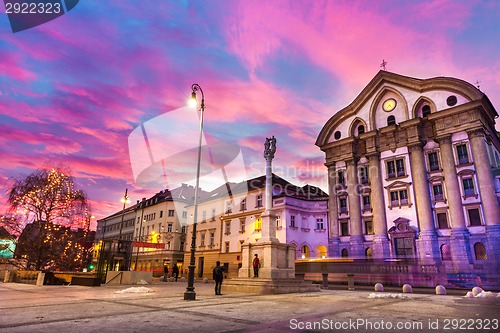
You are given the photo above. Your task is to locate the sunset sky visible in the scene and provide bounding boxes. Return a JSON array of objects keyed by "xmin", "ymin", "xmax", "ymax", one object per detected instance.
[{"xmin": 1, "ymin": 0, "xmax": 499, "ymax": 228}]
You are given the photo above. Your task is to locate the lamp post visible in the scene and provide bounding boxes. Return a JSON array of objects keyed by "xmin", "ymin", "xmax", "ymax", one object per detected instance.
[
  {"xmin": 184, "ymin": 83, "xmax": 205, "ymax": 301},
  {"xmin": 118, "ymin": 188, "xmax": 130, "ymax": 241}
]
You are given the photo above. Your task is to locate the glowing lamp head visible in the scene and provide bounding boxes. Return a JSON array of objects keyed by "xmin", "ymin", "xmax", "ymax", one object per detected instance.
[{"xmin": 189, "ymin": 91, "xmax": 197, "ymax": 108}]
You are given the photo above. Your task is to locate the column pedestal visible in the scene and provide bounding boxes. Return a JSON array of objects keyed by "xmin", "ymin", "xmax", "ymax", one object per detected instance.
[
  {"xmin": 328, "ymin": 237, "xmax": 340, "ymax": 257},
  {"xmin": 349, "ymin": 235, "xmax": 365, "ymax": 258},
  {"xmin": 486, "ymin": 225, "xmax": 500, "ymax": 278},
  {"xmin": 372, "ymin": 235, "xmax": 391, "ymax": 259},
  {"xmin": 416, "ymin": 230, "xmax": 440, "ymax": 264},
  {"xmin": 449, "ymin": 228, "xmax": 473, "ymax": 272}
]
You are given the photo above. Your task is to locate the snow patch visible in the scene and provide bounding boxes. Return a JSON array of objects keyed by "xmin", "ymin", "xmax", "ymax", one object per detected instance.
[
  {"xmin": 136, "ymin": 279, "xmax": 149, "ymax": 285},
  {"xmin": 368, "ymin": 293, "xmax": 409, "ymax": 299},
  {"xmin": 464, "ymin": 289, "xmax": 499, "ymax": 298},
  {"xmin": 114, "ymin": 287, "xmax": 153, "ymax": 294}
]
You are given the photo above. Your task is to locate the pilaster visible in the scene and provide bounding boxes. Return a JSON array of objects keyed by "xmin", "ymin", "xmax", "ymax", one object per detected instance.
[{"xmin": 346, "ymin": 159, "xmax": 364, "ymax": 257}]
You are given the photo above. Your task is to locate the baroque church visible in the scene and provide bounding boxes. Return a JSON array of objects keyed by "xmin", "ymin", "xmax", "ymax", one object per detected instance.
[{"xmin": 316, "ymin": 71, "xmax": 500, "ymax": 286}]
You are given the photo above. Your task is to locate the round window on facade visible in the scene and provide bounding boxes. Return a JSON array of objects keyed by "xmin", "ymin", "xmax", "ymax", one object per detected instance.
[
  {"xmin": 446, "ymin": 95, "xmax": 457, "ymax": 106},
  {"xmin": 334, "ymin": 131, "xmax": 341, "ymax": 140}
]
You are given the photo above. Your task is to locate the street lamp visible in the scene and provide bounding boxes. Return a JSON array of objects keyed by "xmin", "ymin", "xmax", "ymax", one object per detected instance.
[
  {"xmin": 118, "ymin": 188, "xmax": 130, "ymax": 240},
  {"xmin": 184, "ymin": 83, "xmax": 205, "ymax": 301}
]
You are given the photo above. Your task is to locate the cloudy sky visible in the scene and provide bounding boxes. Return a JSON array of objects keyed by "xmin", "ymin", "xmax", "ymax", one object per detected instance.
[{"xmin": 1, "ymin": 0, "xmax": 499, "ymax": 227}]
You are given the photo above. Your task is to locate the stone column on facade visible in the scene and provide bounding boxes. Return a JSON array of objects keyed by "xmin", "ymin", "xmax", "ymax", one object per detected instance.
[
  {"xmin": 468, "ymin": 129, "xmax": 500, "ymax": 269},
  {"xmin": 437, "ymin": 136, "xmax": 472, "ymax": 272},
  {"xmin": 327, "ymin": 164, "xmax": 340, "ymax": 257},
  {"xmin": 346, "ymin": 159, "xmax": 364, "ymax": 257},
  {"xmin": 367, "ymin": 153, "xmax": 390, "ymax": 258},
  {"xmin": 408, "ymin": 143, "xmax": 439, "ymax": 263}
]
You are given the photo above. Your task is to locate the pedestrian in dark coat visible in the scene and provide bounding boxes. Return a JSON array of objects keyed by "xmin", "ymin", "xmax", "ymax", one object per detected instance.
[
  {"xmin": 213, "ymin": 261, "xmax": 224, "ymax": 295},
  {"xmin": 172, "ymin": 264, "xmax": 179, "ymax": 282}
]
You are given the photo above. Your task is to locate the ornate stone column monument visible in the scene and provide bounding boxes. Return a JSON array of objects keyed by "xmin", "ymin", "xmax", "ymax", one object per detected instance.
[{"xmin": 223, "ymin": 137, "xmax": 319, "ymax": 293}]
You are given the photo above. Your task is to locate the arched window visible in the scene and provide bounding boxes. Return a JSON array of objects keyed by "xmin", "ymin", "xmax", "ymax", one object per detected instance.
[
  {"xmin": 358, "ymin": 125, "xmax": 365, "ymax": 134},
  {"xmin": 440, "ymin": 244, "xmax": 451, "ymax": 261},
  {"xmin": 387, "ymin": 115, "xmax": 396, "ymax": 126},
  {"xmin": 474, "ymin": 242, "xmax": 487, "ymax": 260},
  {"xmin": 341, "ymin": 248, "xmax": 349, "ymax": 257},
  {"xmin": 422, "ymin": 105, "xmax": 431, "ymax": 117},
  {"xmin": 301, "ymin": 245, "xmax": 310, "ymax": 258},
  {"xmin": 365, "ymin": 248, "xmax": 373, "ymax": 258}
]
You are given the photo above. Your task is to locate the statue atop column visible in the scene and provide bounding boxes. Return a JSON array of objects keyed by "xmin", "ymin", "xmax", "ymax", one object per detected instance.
[{"xmin": 264, "ymin": 136, "xmax": 276, "ymax": 160}]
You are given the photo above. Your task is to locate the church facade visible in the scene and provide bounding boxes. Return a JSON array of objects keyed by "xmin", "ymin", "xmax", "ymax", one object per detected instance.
[{"xmin": 316, "ymin": 71, "xmax": 500, "ymax": 286}]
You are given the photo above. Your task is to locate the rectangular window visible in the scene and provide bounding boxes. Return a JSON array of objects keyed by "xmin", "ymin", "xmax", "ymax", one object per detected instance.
[
  {"xmin": 468, "ymin": 208, "xmax": 482, "ymax": 226},
  {"xmin": 437, "ymin": 212, "xmax": 448, "ymax": 229},
  {"xmin": 276, "ymin": 215, "xmax": 282, "ymax": 228},
  {"xmin": 463, "ymin": 178, "xmax": 474, "ymax": 196},
  {"xmin": 390, "ymin": 191, "xmax": 399, "ymax": 207},
  {"xmin": 211, "ymin": 208, "xmax": 216, "ymax": 221},
  {"xmin": 364, "ymin": 220, "xmax": 374, "ymax": 235},
  {"xmin": 338, "ymin": 170, "xmax": 345, "ymax": 186},
  {"xmin": 180, "ymin": 241, "xmax": 184, "ymax": 251},
  {"xmin": 340, "ymin": 221, "xmax": 349, "ymax": 236},
  {"xmin": 168, "ymin": 210, "xmax": 175, "ymax": 217},
  {"xmin": 399, "ymin": 190, "xmax": 408, "ymax": 205},
  {"xmin": 210, "ymin": 232, "xmax": 215, "ymax": 246},
  {"xmin": 240, "ymin": 198, "xmax": 247, "ymax": 211},
  {"xmin": 290, "ymin": 215, "xmax": 296, "ymax": 228},
  {"xmin": 256, "ymin": 195, "xmax": 263, "ymax": 207},
  {"xmin": 160, "ymin": 211, "xmax": 163, "ymax": 218},
  {"xmin": 387, "ymin": 161, "xmax": 396, "ymax": 179},
  {"xmin": 182, "ymin": 211, "xmax": 187, "ymax": 218},
  {"xmin": 200, "ymin": 234, "xmax": 205, "ymax": 246},
  {"xmin": 167, "ymin": 223, "xmax": 173, "ymax": 232},
  {"xmin": 202, "ymin": 210, "xmax": 207, "ymax": 222},
  {"xmin": 255, "ymin": 217, "xmax": 262, "ymax": 231},
  {"xmin": 225, "ymin": 221, "xmax": 231, "ymax": 234},
  {"xmin": 226, "ymin": 201, "xmax": 232, "ymax": 214},
  {"xmin": 240, "ymin": 219, "xmax": 245, "ymax": 232},
  {"xmin": 339, "ymin": 198, "xmax": 348, "ymax": 213},
  {"xmin": 433, "ymin": 184, "xmax": 444, "ymax": 201},
  {"xmin": 396, "ymin": 159, "xmax": 405, "ymax": 177},
  {"xmin": 316, "ymin": 218, "xmax": 324, "ymax": 230},
  {"xmin": 181, "ymin": 225, "xmax": 186, "ymax": 234},
  {"xmin": 362, "ymin": 195, "xmax": 371, "ymax": 210},
  {"xmin": 225, "ymin": 242, "xmax": 229, "ymax": 253},
  {"xmin": 457, "ymin": 144, "xmax": 469, "ymax": 165},
  {"xmin": 359, "ymin": 166, "xmax": 369, "ymax": 184},
  {"xmin": 395, "ymin": 237, "xmax": 414, "ymax": 257},
  {"xmin": 428, "ymin": 152, "xmax": 440, "ymax": 171}
]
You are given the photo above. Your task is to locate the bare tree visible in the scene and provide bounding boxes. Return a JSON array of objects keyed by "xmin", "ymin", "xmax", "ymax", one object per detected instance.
[{"xmin": 5, "ymin": 165, "xmax": 91, "ymax": 270}]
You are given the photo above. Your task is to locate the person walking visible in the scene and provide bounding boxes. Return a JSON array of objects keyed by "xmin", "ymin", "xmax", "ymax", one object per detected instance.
[
  {"xmin": 163, "ymin": 265, "xmax": 168, "ymax": 282},
  {"xmin": 172, "ymin": 264, "xmax": 179, "ymax": 282},
  {"xmin": 252, "ymin": 254, "xmax": 260, "ymax": 278},
  {"xmin": 213, "ymin": 261, "xmax": 224, "ymax": 295}
]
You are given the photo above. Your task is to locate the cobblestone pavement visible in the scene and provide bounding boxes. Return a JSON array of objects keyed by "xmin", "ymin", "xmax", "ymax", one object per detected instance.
[{"xmin": 0, "ymin": 281, "xmax": 498, "ymax": 333}]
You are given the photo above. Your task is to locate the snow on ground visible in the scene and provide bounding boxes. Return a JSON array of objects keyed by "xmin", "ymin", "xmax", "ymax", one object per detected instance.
[
  {"xmin": 367, "ymin": 293, "xmax": 409, "ymax": 299},
  {"xmin": 114, "ymin": 287, "xmax": 153, "ymax": 294},
  {"xmin": 464, "ymin": 290, "xmax": 499, "ymax": 298}
]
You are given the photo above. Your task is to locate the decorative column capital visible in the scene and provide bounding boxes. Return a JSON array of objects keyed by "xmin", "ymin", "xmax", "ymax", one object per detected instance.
[
  {"xmin": 345, "ymin": 158, "xmax": 358, "ymax": 167},
  {"xmin": 435, "ymin": 135, "xmax": 452, "ymax": 145},
  {"xmin": 408, "ymin": 142, "xmax": 423, "ymax": 153},
  {"xmin": 366, "ymin": 152, "xmax": 380, "ymax": 161},
  {"xmin": 467, "ymin": 128, "xmax": 485, "ymax": 139}
]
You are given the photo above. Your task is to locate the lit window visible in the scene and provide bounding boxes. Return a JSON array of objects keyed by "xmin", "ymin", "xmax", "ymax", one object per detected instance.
[
  {"xmin": 255, "ymin": 216, "xmax": 262, "ymax": 231},
  {"xmin": 276, "ymin": 215, "xmax": 282, "ymax": 228},
  {"xmin": 364, "ymin": 219, "xmax": 374, "ymax": 235}
]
